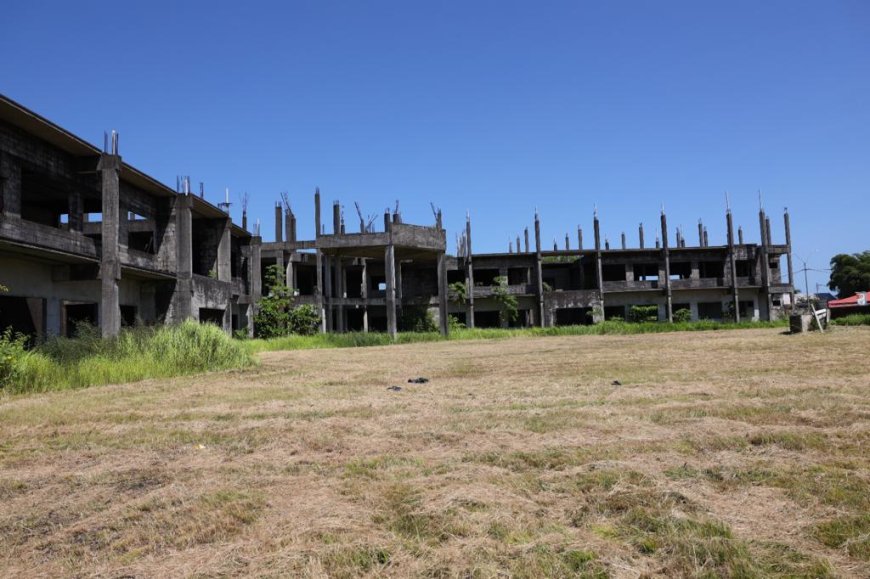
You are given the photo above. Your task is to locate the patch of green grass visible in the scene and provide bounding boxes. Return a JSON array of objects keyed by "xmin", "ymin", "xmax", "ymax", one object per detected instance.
[
  {"xmin": 830, "ymin": 313, "xmax": 870, "ymax": 326},
  {"xmin": 506, "ymin": 544, "xmax": 608, "ymax": 578},
  {"xmin": 466, "ymin": 447, "xmax": 612, "ymax": 473},
  {"xmin": 4, "ymin": 321, "xmax": 253, "ymax": 394},
  {"xmin": 373, "ymin": 483, "xmax": 468, "ymax": 544},
  {"xmin": 244, "ymin": 319, "xmax": 787, "ymax": 355},
  {"xmin": 343, "ymin": 455, "xmax": 423, "ymax": 479},
  {"xmin": 319, "ymin": 544, "xmax": 392, "ymax": 577},
  {"xmin": 813, "ymin": 514, "xmax": 870, "ymax": 560}
]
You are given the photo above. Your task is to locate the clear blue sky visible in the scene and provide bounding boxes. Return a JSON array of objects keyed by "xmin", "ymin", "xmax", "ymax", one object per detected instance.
[{"xmin": 2, "ymin": 1, "xmax": 868, "ymax": 293}]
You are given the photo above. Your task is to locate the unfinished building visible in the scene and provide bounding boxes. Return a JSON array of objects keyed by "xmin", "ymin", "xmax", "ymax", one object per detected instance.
[
  {"xmin": 0, "ymin": 93, "xmax": 794, "ymax": 339},
  {"xmin": 0, "ymin": 95, "xmax": 260, "ymax": 339},
  {"xmin": 267, "ymin": 192, "xmax": 794, "ymax": 334}
]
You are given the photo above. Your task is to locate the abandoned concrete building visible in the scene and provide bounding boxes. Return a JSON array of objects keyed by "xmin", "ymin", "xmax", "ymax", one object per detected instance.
[
  {"xmin": 0, "ymin": 95, "xmax": 260, "ymax": 339},
  {"xmin": 1, "ymin": 94, "xmax": 795, "ymax": 339}
]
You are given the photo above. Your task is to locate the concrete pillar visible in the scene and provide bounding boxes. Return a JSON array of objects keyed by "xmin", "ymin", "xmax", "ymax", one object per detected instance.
[
  {"xmin": 621, "ymin": 232, "xmax": 626, "ymax": 250},
  {"xmin": 661, "ymin": 211, "xmax": 673, "ymax": 323},
  {"xmin": 565, "ymin": 234, "xmax": 570, "ymax": 251},
  {"xmin": 727, "ymin": 210, "xmax": 741, "ymax": 322},
  {"xmin": 534, "ymin": 213, "xmax": 545, "ymax": 327},
  {"xmin": 336, "ymin": 256, "xmax": 345, "ymax": 332},
  {"xmin": 46, "ymin": 297, "xmax": 61, "ymax": 337},
  {"xmin": 67, "ymin": 190, "xmax": 84, "ymax": 233},
  {"xmin": 248, "ymin": 236, "xmax": 262, "ymax": 337},
  {"xmin": 638, "ymin": 223, "xmax": 644, "ymax": 249},
  {"xmin": 217, "ymin": 219, "xmax": 231, "ymax": 282},
  {"xmin": 437, "ymin": 252, "xmax": 449, "ymax": 336},
  {"xmin": 385, "ymin": 244, "xmax": 397, "ymax": 338},
  {"xmin": 290, "ymin": 213, "xmax": 297, "ymax": 243},
  {"xmin": 361, "ymin": 258, "xmax": 369, "ymax": 333},
  {"xmin": 173, "ymin": 193, "xmax": 194, "ymax": 323},
  {"xmin": 285, "ymin": 210, "xmax": 292, "ymax": 243},
  {"xmin": 594, "ymin": 214, "xmax": 604, "ymax": 310},
  {"xmin": 698, "ymin": 221, "xmax": 704, "ymax": 247},
  {"xmin": 524, "ymin": 227, "xmax": 530, "ymax": 253},
  {"xmin": 323, "ymin": 254, "xmax": 333, "ymax": 331},
  {"xmin": 578, "ymin": 227, "xmax": 583, "ymax": 250},
  {"xmin": 784, "ymin": 209, "xmax": 795, "ymax": 307},
  {"xmin": 333, "ymin": 202, "xmax": 341, "ymax": 234},
  {"xmin": 285, "ymin": 258, "xmax": 294, "ymax": 293},
  {"xmin": 738, "ymin": 226, "xmax": 744, "ymax": 245},
  {"xmin": 466, "ymin": 215, "xmax": 475, "ymax": 328},
  {"xmin": 314, "ymin": 188, "xmax": 322, "ymax": 238},
  {"xmin": 759, "ymin": 210, "xmax": 772, "ymax": 317},
  {"xmin": 275, "ymin": 204, "xmax": 283, "ymax": 243},
  {"xmin": 0, "ymin": 152, "xmax": 21, "ymax": 217},
  {"xmin": 98, "ymin": 153, "xmax": 122, "ymax": 338}
]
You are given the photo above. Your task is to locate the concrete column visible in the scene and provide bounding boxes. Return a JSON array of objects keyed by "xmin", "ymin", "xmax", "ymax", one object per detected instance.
[
  {"xmin": 275, "ymin": 204, "xmax": 283, "ymax": 243},
  {"xmin": 784, "ymin": 209, "xmax": 795, "ymax": 307},
  {"xmin": 638, "ymin": 223, "xmax": 644, "ymax": 249},
  {"xmin": 314, "ymin": 188, "xmax": 322, "ymax": 238},
  {"xmin": 594, "ymin": 214, "xmax": 604, "ymax": 310},
  {"xmin": 759, "ymin": 210, "xmax": 772, "ymax": 317},
  {"xmin": 248, "ymin": 242, "xmax": 262, "ymax": 334},
  {"xmin": 534, "ymin": 213, "xmax": 545, "ymax": 327},
  {"xmin": 361, "ymin": 258, "xmax": 369, "ymax": 333},
  {"xmin": 524, "ymin": 227, "xmax": 530, "ymax": 253},
  {"xmin": 333, "ymin": 202, "xmax": 341, "ymax": 234},
  {"xmin": 385, "ymin": 244, "xmax": 397, "ymax": 338},
  {"xmin": 67, "ymin": 190, "xmax": 84, "ymax": 233},
  {"xmin": 727, "ymin": 210, "xmax": 740, "ymax": 322},
  {"xmin": 466, "ymin": 215, "xmax": 475, "ymax": 328},
  {"xmin": 0, "ymin": 152, "xmax": 21, "ymax": 217},
  {"xmin": 217, "ymin": 219, "xmax": 231, "ymax": 282},
  {"xmin": 98, "ymin": 153, "xmax": 122, "ymax": 338},
  {"xmin": 578, "ymin": 227, "xmax": 583, "ymax": 250},
  {"xmin": 437, "ymin": 252, "xmax": 449, "ymax": 336},
  {"xmin": 336, "ymin": 256, "xmax": 345, "ymax": 332},
  {"xmin": 173, "ymin": 193, "xmax": 194, "ymax": 323},
  {"xmin": 661, "ymin": 211, "xmax": 673, "ymax": 323},
  {"xmin": 46, "ymin": 297, "xmax": 62, "ymax": 337},
  {"xmin": 284, "ymin": 210, "xmax": 292, "ymax": 243},
  {"xmin": 323, "ymin": 254, "xmax": 333, "ymax": 331}
]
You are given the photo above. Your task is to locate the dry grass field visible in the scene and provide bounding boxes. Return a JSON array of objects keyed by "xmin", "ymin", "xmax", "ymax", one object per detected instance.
[{"xmin": 1, "ymin": 327, "xmax": 868, "ymax": 578}]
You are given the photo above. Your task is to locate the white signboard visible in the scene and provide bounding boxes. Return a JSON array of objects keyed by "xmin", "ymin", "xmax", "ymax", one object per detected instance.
[{"xmin": 859, "ymin": 292, "xmax": 867, "ymax": 306}]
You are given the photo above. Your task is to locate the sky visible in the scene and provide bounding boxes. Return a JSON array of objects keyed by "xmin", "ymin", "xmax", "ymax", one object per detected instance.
[{"xmin": 2, "ymin": 0, "xmax": 868, "ymax": 293}]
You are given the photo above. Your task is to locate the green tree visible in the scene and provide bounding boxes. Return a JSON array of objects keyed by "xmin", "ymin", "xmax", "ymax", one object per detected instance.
[
  {"xmin": 254, "ymin": 265, "xmax": 320, "ymax": 338},
  {"xmin": 448, "ymin": 281, "xmax": 467, "ymax": 305},
  {"xmin": 492, "ymin": 276, "xmax": 518, "ymax": 326},
  {"xmin": 828, "ymin": 251, "xmax": 870, "ymax": 297}
]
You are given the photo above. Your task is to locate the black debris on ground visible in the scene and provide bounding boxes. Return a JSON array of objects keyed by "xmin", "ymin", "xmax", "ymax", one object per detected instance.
[
  {"xmin": 408, "ymin": 377, "xmax": 430, "ymax": 384},
  {"xmin": 611, "ymin": 380, "xmax": 622, "ymax": 386},
  {"xmin": 387, "ymin": 385, "xmax": 403, "ymax": 392}
]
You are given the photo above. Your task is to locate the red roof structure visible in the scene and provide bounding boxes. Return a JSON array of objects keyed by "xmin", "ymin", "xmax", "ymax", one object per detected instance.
[{"xmin": 828, "ymin": 292, "xmax": 868, "ymax": 308}]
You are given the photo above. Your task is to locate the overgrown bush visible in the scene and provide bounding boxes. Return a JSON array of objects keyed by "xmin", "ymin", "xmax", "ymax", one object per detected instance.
[
  {"xmin": 629, "ymin": 305, "xmax": 658, "ymax": 323},
  {"xmin": 287, "ymin": 304, "xmax": 320, "ymax": 335},
  {"xmin": 0, "ymin": 327, "xmax": 28, "ymax": 389},
  {"xmin": 2, "ymin": 320, "xmax": 252, "ymax": 394},
  {"xmin": 830, "ymin": 314, "xmax": 870, "ymax": 326},
  {"xmin": 448, "ymin": 315, "xmax": 466, "ymax": 332},
  {"xmin": 673, "ymin": 308, "xmax": 692, "ymax": 323},
  {"xmin": 254, "ymin": 265, "xmax": 321, "ymax": 338},
  {"xmin": 400, "ymin": 307, "xmax": 437, "ymax": 333},
  {"xmin": 492, "ymin": 276, "xmax": 518, "ymax": 325}
]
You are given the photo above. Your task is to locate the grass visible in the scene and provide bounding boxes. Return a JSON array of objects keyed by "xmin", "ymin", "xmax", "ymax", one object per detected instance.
[
  {"xmin": 0, "ymin": 327, "xmax": 867, "ymax": 576},
  {"xmin": 2, "ymin": 320, "xmax": 252, "ymax": 394},
  {"xmin": 245, "ymin": 318, "xmax": 787, "ymax": 354},
  {"xmin": 830, "ymin": 313, "xmax": 870, "ymax": 326}
]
